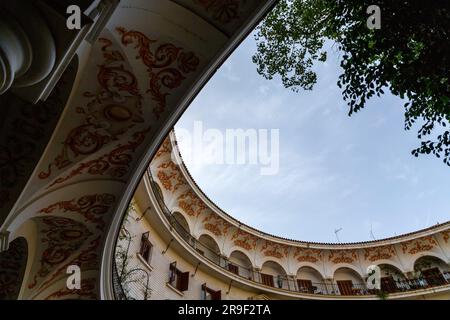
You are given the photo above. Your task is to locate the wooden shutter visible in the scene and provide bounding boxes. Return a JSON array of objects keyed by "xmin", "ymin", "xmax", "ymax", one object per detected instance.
[
  {"xmin": 177, "ymin": 271, "xmax": 190, "ymax": 291},
  {"xmin": 211, "ymin": 290, "xmax": 222, "ymax": 300},
  {"xmin": 169, "ymin": 262, "xmax": 177, "ymax": 284},
  {"xmin": 140, "ymin": 232, "xmax": 152, "ymax": 262},
  {"xmin": 201, "ymin": 283, "xmax": 208, "ymax": 300},
  {"xmin": 297, "ymin": 279, "xmax": 313, "ymax": 293},
  {"xmin": 261, "ymin": 273, "xmax": 274, "ymax": 287},
  {"xmin": 202, "ymin": 284, "xmax": 221, "ymax": 300},
  {"xmin": 381, "ymin": 276, "xmax": 397, "ymax": 293},
  {"xmin": 228, "ymin": 264, "xmax": 239, "ymax": 275},
  {"xmin": 422, "ymin": 267, "xmax": 445, "ymax": 286},
  {"xmin": 337, "ymin": 280, "xmax": 353, "ymax": 295},
  {"xmin": 140, "ymin": 232, "xmax": 148, "ymax": 256}
]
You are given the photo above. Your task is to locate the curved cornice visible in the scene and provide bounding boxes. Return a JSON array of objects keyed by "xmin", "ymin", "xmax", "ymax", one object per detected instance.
[{"xmin": 150, "ymin": 131, "xmax": 450, "ymax": 251}]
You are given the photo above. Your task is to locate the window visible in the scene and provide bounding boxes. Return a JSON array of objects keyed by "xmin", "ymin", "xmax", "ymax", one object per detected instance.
[
  {"xmin": 422, "ymin": 267, "xmax": 446, "ymax": 286},
  {"xmin": 201, "ymin": 283, "xmax": 221, "ymax": 300},
  {"xmin": 443, "ymin": 271, "xmax": 450, "ymax": 282},
  {"xmin": 336, "ymin": 280, "xmax": 353, "ymax": 296},
  {"xmin": 139, "ymin": 232, "xmax": 153, "ymax": 264},
  {"xmin": 297, "ymin": 279, "xmax": 314, "ymax": 293},
  {"xmin": 261, "ymin": 273, "xmax": 274, "ymax": 287},
  {"xmin": 381, "ymin": 276, "xmax": 398, "ymax": 293},
  {"xmin": 169, "ymin": 262, "xmax": 190, "ymax": 292},
  {"xmin": 227, "ymin": 263, "xmax": 239, "ymax": 275}
]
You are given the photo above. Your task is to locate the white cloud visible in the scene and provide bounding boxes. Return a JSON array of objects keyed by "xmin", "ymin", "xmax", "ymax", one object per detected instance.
[{"xmin": 174, "ymin": 31, "xmax": 450, "ymax": 242}]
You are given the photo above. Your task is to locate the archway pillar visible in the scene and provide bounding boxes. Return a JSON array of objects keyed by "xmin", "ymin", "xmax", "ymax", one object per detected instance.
[
  {"xmin": 219, "ymin": 254, "xmax": 229, "ymax": 268},
  {"xmin": 252, "ymin": 267, "xmax": 262, "ymax": 283},
  {"xmin": 322, "ymin": 278, "xmax": 336, "ymax": 295},
  {"xmin": 287, "ymin": 274, "xmax": 298, "ymax": 292}
]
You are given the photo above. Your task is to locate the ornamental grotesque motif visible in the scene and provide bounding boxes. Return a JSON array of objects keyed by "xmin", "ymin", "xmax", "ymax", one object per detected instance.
[
  {"xmin": 204, "ymin": 223, "xmax": 222, "ymax": 236},
  {"xmin": 39, "ymin": 28, "xmax": 200, "ymax": 187},
  {"xmin": 117, "ymin": 27, "xmax": 200, "ymax": 119},
  {"xmin": 154, "ymin": 137, "xmax": 172, "ymax": 160},
  {"xmin": 27, "ymin": 193, "xmax": 116, "ymax": 299},
  {"xmin": 261, "ymin": 241, "xmax": 289, "ymax": 259},
  {"xmin": 38, "ymin": 193, "xmax": 116, "ymax": 231},
  {"xmin": 178, "ymin": 190, "xmax": 208, "ymax": 217},
  {"xmin": 401, "ymin": 236, "xmax": 437, "ymax": 255},
  {"xmin": 293, "ymin": 247, "xmax": 323, "ymax": 263},
  {"xmin": 363, "ymin": 245, "xmax": 396, "ymax": 262},
  {"xmin": 328, "ymin": 249, "xmax": 358, "ymax": 264},
  {"xmin": 441, "ymin": 230, "xmax": 449, "ymax": 243},
  {"xmin": 38, "ymin": 35, "xmax": 147, "ymax": 185},
  {"xmin": 202, "ymin": 212, "xmax": 232, "ymax": 237},
  {"xmin": 231, "ymin": 229, "xmax": 258, "ymax": 251},
  {"xmin": 195, "ymin": 0, "xmax": 241, "ymax": 23},
  {"xmin": 27, "ymin": 217, "xmax": 93, "ymax": 291},
  {"xmin": 157, "ymin": 160, "xmax": 186, "ymax": 192}
]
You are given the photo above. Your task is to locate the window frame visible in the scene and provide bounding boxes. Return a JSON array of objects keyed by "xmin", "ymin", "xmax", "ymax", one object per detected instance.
[
  {"xmin": 139, "ymin": 231, "xmax": 153, "ymax": 264},
  {"xmin": 201, "ymin": 283, "xmax": 221, "ymax": 300}
]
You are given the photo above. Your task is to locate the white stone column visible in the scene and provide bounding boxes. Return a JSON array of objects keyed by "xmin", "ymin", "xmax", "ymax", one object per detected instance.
[
  {"xmin": 0, "ymin": 12, "xmax": 32, "ymax": 94},
  {"xmin": 0, "ymin": 1, "xmax": 56, "ymax": 94}
]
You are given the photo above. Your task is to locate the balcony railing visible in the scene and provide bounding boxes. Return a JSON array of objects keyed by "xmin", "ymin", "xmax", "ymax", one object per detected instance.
[
  {"xmin": 112, "ymin": 259, "xmax": 128, "ymax": 300},
  {"xmin": 148, "ymin": 172, "xmax": 450, "ymax": 297}
]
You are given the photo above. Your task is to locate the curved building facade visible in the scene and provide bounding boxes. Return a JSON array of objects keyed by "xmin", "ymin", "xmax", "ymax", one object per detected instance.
[
  {"xmin": 116, "ymin": 132, "xmax": 450, "ymax": 300},
  {"xmin": 0, "ymin": 0, "xmax": 277, "ymax": 299},
  {"xmin": 0, "ymin": 0, "xmax": 448, "ymax": 301}
]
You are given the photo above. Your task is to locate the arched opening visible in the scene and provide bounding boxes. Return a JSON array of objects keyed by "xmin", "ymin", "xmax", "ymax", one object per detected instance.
[
  {"xmin": 0, "ymin": 55, "xmax": 79, "ymax": 225},
  {"xmin": 413, "ymin": 256, "xmax": 450, "ymax": 287},
  {"xmin": 333, "ymin": 267, "xmax": 366, "ymax": 296},
  {"xmin": 152, "ymin": 181, "xmax": 165, "ymax": 208},
  {"xmin": 171, "ymin": 211, "xmax": 191, "ymax": 240},
  {"xmin": 296, "ymin": 266, "xmax": 324, "ymax": 294},
  {"xmin": 228, "ymin": 250, "xmax": 253, "ymax": 279},
  {"xmin": 172, "ymin": 211, "xmax": 189, "ymax": 232},
  {"xmin": 198, "ymin": 234, "xmax": 221, "ymax": 264},
  {"xmin": 260, "ymin": 261, "xmax": 287, "ymax": 289},
  {"xmin": 378, "ymin": 264, "xmax": 407, "ymax": 293},
  {"xmin": 0, "ymin": 237, "xmax": 28, "ymax": 300}
]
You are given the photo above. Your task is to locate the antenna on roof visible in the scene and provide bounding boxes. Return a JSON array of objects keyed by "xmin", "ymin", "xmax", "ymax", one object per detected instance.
[
  {"xmin": 370, "ymin": 223, "xmax": 376, "ymax": 240},
  {"xmin": 334, "ymin": 228, "xmax": 342, "ymax": 243}
]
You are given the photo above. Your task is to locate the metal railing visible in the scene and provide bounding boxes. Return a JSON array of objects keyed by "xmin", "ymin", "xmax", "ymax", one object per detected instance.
[
  {"xmin": 113, "ymin": 226, "xmax": 153, "ymax": 300},
  {"xmin": 148, "ymin": 173, "xmax": 450, "ymax": 297},
  {"xmin": 112, "ymin": 260, "xmax": 128, "ymax": 300}
]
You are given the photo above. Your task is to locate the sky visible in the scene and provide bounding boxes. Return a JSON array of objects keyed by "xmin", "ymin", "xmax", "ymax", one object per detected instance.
[{"xmin": 174, "ymin": 32, "xmax": 450, "ymax": 243}]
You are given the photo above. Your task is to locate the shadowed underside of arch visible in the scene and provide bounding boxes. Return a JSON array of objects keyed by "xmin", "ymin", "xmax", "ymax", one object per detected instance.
[
  {"xmin": 0, "ymin": 237, "xmax": 28, "ymax": 300},
  {"xmin": 3, "ymin": 0, "xmax": 449, "ymax": 300},
  {"xmin": 0, "ymin": 0, "xmax": 277, "ymax": 299}
]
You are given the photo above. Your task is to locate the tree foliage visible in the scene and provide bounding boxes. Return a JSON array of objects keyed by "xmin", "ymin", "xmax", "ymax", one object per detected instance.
[{"xmin": 253, "ymin": 0, "xmax": 450, "ymax": 165}]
